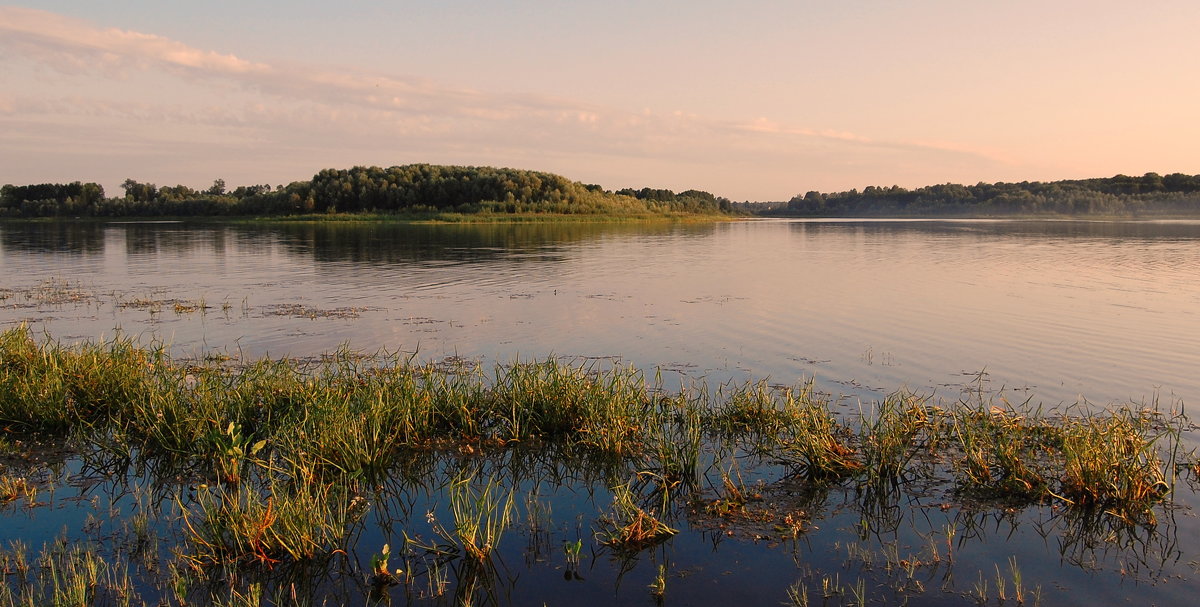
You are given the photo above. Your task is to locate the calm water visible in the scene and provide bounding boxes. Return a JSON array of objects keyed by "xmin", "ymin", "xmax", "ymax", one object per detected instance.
[
  {"xmin": 2, "ymin": 218, "xmax": 1200, "ymax": 606},
  {"xmin": 3, "ymin": 218, "xmax": 1198, "ymax": 408}
]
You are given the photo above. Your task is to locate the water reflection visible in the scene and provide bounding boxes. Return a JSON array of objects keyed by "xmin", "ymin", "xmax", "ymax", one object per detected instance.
[
  {"xmin": 12, "ymin": 438, "xmax": 1193, "ymax": 606},
  {"xmin": 1, "ymin": 220, "xmax": 718, "ymax": 264},
  {"xmin": 0, "ymin": 221, "xmax": 107, "ymax": 255}
]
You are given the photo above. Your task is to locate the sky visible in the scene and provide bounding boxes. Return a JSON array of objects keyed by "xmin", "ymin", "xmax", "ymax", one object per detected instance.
[{"xmin": 2, "ymin": 1, "xmax": 1198, "ymax": 201}]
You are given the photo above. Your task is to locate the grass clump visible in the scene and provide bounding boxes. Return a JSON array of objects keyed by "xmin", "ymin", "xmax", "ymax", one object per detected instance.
[
  {"xmin": 1055, "ymin": 406, "xmax": 1178, "ymax": 521},
  {"xmin": 488, "ymin": 359, "xmax": 657, "ymax": 455},
  {"xmin": 943, "ymin": 390, "xmax": 1184, "ymax": 521},
  {"xmin": 857, "ymin": 391, "xmax": 941, "ymax": 484},
  {"xmin": 178, "ymin": 479, "xmax": 362, "ymax": 569},
  {"xmin": 948, "ymin": 401, "xmax": 1054, "ymax": 500},
  {"xmin": 447, "ymin": 472, "xmax": 515, "ymax": 561},
  {"xmin": 773, "ymin": 393, "xmax": 863, "ymax": 481}
]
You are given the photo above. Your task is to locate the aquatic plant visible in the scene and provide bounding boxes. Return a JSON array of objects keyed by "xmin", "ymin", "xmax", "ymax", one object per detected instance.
[
  {"xmin": 369, "ymin": 543, "xmax": 401, "ymax": 588},
  {"xmin": 0, "ymin": 475, "xmax": 35, "ymax": 505},
  {"xmin": 857, "ymin": 391, "xmax": 938, "ymax": 486},
  {"xmin": 948, "ymin": 400, "xmax": 1053, "ymax": 500},
  {"xmin": 703, "ymin": 466, "xmax": 763, "ymax": 519},
  {"xmin": 595, "ymin": 482, "xmax": 677, "ymax": 553},
  {"xmin": 1055, "ymin": 406, "xmax": 1180, "ymax": 522},
  {"xmin": 562, "ymin": 538, "xmax": 582, "ymax": 567}
]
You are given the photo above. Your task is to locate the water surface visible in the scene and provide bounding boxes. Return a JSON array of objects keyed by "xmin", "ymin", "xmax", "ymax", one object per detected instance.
[
  {"xmin": 2, "ymin": 217, "xmax": 1199, "ymax": 606},
  {"xmin": 3, "ymin": 218, "xmax": 1197, "ymax": 408}
]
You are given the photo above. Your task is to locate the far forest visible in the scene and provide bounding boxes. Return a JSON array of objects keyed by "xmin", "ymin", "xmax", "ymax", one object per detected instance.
[
  {"xmin": 4, "ymin": 167, "xmax": 1200, "ymax": 219},
  {"xmin": 768, "ymin": 172, "xmax": 1200, "ymax": 217},
  {"xmin": 0, "ymin": 165, "xmax": 732, "ymax": 219}
]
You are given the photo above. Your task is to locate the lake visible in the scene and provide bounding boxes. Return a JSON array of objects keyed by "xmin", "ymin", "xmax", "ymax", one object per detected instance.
[
  {"xmin": 3, "ymin": 218, "xmax": 1198, "ymax": 407},
  {"xmin": 1, "ymin": 217, "xmax": 1198, "ymax": 606}
]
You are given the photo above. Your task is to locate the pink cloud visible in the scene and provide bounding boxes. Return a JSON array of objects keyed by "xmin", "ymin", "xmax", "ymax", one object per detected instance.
[{"xmin": 0, "ymin": 7, "xmax": 1014, "ymax": 198}]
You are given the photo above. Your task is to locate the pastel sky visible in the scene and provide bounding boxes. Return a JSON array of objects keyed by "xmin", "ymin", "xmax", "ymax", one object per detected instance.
[{"xmin": 2, "ymin": 1, "xmax": 1198, "ymax": 201}]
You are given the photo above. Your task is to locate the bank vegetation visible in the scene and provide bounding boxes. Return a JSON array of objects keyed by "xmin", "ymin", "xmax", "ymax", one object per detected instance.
[{"xmin": 0, "ymin": 165, "xmax": 733, "ymax": 220}]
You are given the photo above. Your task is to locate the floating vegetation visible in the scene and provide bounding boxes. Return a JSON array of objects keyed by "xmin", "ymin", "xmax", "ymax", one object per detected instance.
[
  {"xmin": 0, "ymin": 278, "xmax": 97, "ymax": 309},
  {"xmin": 262, "ymin": 303, "xmax": 375, "ymax": 319},
  {"xmin": 118, "ymin": 296, "xmax": 210, "ymax": 315},
  {"xmin": 0, "ymin": 325, "xmax": 1194, "ymax": 605}
]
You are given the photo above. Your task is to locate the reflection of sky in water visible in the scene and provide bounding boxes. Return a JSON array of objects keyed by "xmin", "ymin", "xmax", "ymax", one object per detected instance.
[{"xmin": 3, "ymin": 219, "xmax": 1199, "ymax": 411}]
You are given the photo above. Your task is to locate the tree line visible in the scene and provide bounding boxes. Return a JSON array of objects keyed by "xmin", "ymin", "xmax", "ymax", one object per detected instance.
[
  {"xmin": 0, "ymin": 165, "xmax": 731, "ymax": 218},
  {"xmin": 774, "ymin": 172, "xmax": 1200, "ymax": 216}
]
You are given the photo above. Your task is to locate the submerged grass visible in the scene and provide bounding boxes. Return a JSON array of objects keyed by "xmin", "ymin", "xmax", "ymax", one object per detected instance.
[
  {"xmin": 595, "ymin": 482, "xmax": 678, "ymax": 553},
  {"xmin": 0, "ymin": 539, "xmax": 139, "ymax": 606}
]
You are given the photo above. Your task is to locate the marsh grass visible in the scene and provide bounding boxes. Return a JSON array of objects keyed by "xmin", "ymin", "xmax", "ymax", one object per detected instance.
[{"xmin": 0, "ymin": 325, "xmax": 1191, "ymax": 543}]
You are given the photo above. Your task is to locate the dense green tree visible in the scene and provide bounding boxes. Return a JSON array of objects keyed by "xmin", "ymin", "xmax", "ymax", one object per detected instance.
[
  {"xmin": 775, "ymin": 172, "xmax": 1200, "ymax": 217},
  {"xmin": 121, "ymin": 179, "xmax": 158, "ymax": 203},
  {"xmin": 0, "ymin": 181, "xmax": 106, "ymax": 217}
]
